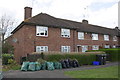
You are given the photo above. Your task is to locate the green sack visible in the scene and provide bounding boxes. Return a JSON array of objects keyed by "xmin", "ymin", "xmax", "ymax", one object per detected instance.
[
  {"xmin": 47, "ymin": 62, "xmax": 55, "ymax": 71},
  {"xmin": 35, "ymin": 62, "xmax": 41, "ymax": 71},
  {"xmin": 58, "ymin": 63, "xmax": 62, "ymax": 69},
  {"xmin": 21, "ymin": 61, "xmax": 29, "ymax": 71},
  {"xmin": 54, "ymin": 62, "xmax": 59, "ymax": 69},
  {"xmin": 41, "ymin": 61, "xmax": 47, "ymax": 70},
  {"xmin": 28, "ymin": 62, "xmax": 36, "ymax": 71},
  {"xmin": 54, "ymin": 62, "xmax": 62, "ymax": 69}
]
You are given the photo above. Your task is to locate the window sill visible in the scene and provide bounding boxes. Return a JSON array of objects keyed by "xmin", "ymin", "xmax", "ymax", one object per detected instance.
[
  {"xmin": 93, "ymin": 40, "xmax": 98, "ymax": 41},
  {"xmin": 78, "ymin": 39, "xmax": 84, "ymax": 40},
  {"xmin": 104, "ymin": 40, "xmax": 109, "ymax": 41},
  {"xmin": 36, "ymin": 35, "xmax": 48, "ymax": 38},
  {"xmin": 61, "ymin": 36, "xmax": 70, "ymax": 39}
]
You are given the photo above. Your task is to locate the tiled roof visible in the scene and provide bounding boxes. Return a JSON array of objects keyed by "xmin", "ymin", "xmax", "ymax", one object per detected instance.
[{"xmin": 11, "ymin": 13, "xmax": 119, "ymax": 36}]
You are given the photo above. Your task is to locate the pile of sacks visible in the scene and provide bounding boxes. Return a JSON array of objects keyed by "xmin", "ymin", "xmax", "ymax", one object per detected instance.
[
  {"xmin": 60, "ymin": 59, "xmax": 79, "ymax": 68},
  {"xmin": 21, "ymin": 59, "xmax": 80, "ymax": 71},
  {"xmin": 21, "ymin": 61, "xmax": 62, "ymax": 71}
]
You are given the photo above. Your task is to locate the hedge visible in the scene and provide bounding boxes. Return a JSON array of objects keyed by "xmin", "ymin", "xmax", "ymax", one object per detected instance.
[
  {"xmin": 2, "ymin": 54, "xmax": 14, "ymax": 65},
  {"xmin": 41, "ymin": 52, "xmax": 104, "ymax": 65},
  {"xmin": 87, "ymin": 48, "xmax": 120, "ymax": 62},
  {"xmin": 21, "ymin": 52, "xmax": 104, "ymax": 65}
]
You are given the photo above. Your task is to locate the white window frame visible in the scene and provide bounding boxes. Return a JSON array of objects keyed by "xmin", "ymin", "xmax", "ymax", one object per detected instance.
[
  {"xmin": 81, "ymin": 45, "xmax": 88, "ymax": 52},
  {"xmin": 78, "ymin": 32, "xmax": 84, "ymax": 40},
  {"xmin": 92, "ymin": 45, "xmax": 99, "ymax": 50},
  {"xmin": 113, "ymin": 45, "xmax": 116, "ymax": 48},
  {"xmin": 113, "ymin": 36, "xmax": 117, "ymax": 41},
  {"xmin": 61, "ymin": 46, "xmax": 70, "ymax": 53},
  {"xmin": 36, "ymin": 46, "xmax": 48, "ymax": 52},
  {"xmin": 92, "ymin": 33, "xmax": 98, "ymax": 40},
  {"xmin": 36, "ymin": 26, "xmax": 48, "ymax": 37},
  {"xmin": 104, "ymin": 35, "xmax": 109, "ymax": 41},
  {"xmin": 61, "ymin": 28, "xmax": 70, "ymax": 38},
  {"xmin": 104, "ymin": 45, "xmax": 110, "ymax": 48}
]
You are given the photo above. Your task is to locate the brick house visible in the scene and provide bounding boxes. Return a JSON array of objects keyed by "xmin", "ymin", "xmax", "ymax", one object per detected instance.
[{"xmin": 8, "ymin": 7, "xmax": 120, "ymax": 63}]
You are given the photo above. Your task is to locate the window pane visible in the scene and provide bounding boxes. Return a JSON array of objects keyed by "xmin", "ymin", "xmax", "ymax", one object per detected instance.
[
  {"xmin": 92, "ymin": 45, "xmax": 99, "ymax": 50},
  {"xmin": 104, "ymin": 35, "xmax": 109, "ymax": 41},
  {"xmin": 104, "ymin": 45, "xmax": 110, "ymax": 48},
  {"xmin": 36, "ymin": 46, "xmax": 48, "ymax": 52},
  {"xmin": 36, "ymin": 26, "xmax": 48, "ymax": 36},
  {"xmin": 78, "ymin": 32, "xmax": 84, "ymax": 39},
  {"xmin": 61, "ymin": 46, "xmax": 70, "ymax": 52},
  {"xmin": 113, "ymin": 36, "xmax": 117, "ymax": 41},
  {"xmin": 92, "ymin": 34, "xmax": 98, "ymax": 40},
  {"xmin": 61, "ymin": 29, "xmax": 70, "ymax": 38}
]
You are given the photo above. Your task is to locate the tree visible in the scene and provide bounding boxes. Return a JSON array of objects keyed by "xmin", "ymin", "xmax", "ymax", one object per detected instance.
[{"xmin": 0, "ymin": 14, "xmax": 15, "ymax": 42}]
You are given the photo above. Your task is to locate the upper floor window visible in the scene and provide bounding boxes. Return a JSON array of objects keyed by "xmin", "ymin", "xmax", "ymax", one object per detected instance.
[
  {"xmin": 92, "ymin": 33, "xmax": 98, "ymax": 40},
  {"xmin": 61, "ymin": 28, "xmax": 70, "ymax": 38},
  {"xmin": 104, "ymin": 35, "xmax": 109, "ymax": 41},
  {"xmin": 113, "ymin": 36, "xmax": 117, "ymax": 41},
  {"xmin": 36, "ymin": 26, "xmax": 48, "ymax": 37},
  {"xmin": 61, "ymin": 46, "xmax": 70, "ymax": 53},
  {"xmin": 78, "ymin": 32, "xmax": 84, "ymax": 40},
  {"xmin": 36, "ymin": 46, "xmax": 48, "ymax": 52},
  {"xmin": 92, "ymin": 45, "xmax": 99, "ymax": 50}
]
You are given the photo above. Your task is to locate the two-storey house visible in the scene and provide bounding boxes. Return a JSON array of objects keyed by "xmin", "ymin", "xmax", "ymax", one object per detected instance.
[{"xmin": 8, "ymin": 7, "xmax": 120, "ymax": 63}]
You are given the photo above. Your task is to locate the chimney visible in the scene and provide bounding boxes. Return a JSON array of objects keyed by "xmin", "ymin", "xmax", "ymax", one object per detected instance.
[
  {"xmin": 24, "ymin": 7, "xmax": 32, "ymax": 20},
  {"xmin": 82, "ymin": 19, "xmax": 88, "ymax": 24}
]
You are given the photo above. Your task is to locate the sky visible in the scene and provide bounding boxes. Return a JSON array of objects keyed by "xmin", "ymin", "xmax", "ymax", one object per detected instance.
[{"xmin": 0, "ymin": 0, "xmax": 119, "ymax": 37}]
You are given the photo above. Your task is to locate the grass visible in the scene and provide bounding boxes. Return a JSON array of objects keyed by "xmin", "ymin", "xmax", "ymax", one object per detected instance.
[
  {"xmin": 64, "ymin": 65, "xmax": 118, "ymax": 78},
  {"xmin": 3, "ymin": 64, "xmax": 21, "ymax": 71}
]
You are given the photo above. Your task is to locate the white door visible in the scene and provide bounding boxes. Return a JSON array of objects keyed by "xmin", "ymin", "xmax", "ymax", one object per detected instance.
[{"xmin": 82, "ymin": 46, "xmax": 88, "ymax": 52}]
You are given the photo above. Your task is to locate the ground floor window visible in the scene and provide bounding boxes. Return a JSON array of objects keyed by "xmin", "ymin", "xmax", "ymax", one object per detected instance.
[
  {"xmin": 36, "ymin": 46, "xmax": 48, "ymax": 52},
  {"xmin": 104, "ymin": 45, "xmax": 110, "ymax": 48},
  {"xmin": 92, "ymin": 45, "xmax": 99, "ymax": 50},
  {"xmin": 61, "ymin": 46, "xmax": 70, "ymax": 52},
  {"xmin": 81, "ymin": 45, "xmax": 88, "ymax": 52},
  {"xmin": 113, "ymin": 45, "xmax": 116, "ymax": 48}
]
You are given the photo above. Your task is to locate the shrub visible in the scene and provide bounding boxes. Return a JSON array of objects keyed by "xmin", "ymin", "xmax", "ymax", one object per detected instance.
[
  {"xmin": 2, "ymin": 42, "xmax": 14, "ymax": 54},
  {"xmin": 44, "ymin": 53, "xmax": 101, "ymax": 65},
  {"xmin": 87, "ymin": 48, "xmax": 120, "ymax": 62},
  {"xmin": 8, "ymin": 59, "xmax": 17, "ymax": 64},
  {"xmin": 37, "ymin": 58, "xmax": 46, "ymax": 64},
  {"xmin": 2, "ymin": 54, "xmax": 14, "ymax": 65}
]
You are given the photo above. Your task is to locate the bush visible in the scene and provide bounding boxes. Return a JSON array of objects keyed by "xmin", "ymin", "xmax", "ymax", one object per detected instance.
[
  {"xmin": 37, "ymin": 58, "xmax": 46, "ymax": 64},
  {"xmin": 2, "ymin": 54, "xmax": 14, "ymax": 65},
  {"xmin": 2, "ymin": 42, "xmax": 14, "ymax": 54},
  {"xmin": 87, "ymin": 48, "xmax": 120, "ymax": 62},
  {"xmin": 44, "ymin": 53, "xmax": 101, "ymax": 65}
]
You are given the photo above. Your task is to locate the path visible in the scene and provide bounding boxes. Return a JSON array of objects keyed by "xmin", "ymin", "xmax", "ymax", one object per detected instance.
[{"xmin": 2, "ymin": 62, "xmax": 118, "ymax": 78}]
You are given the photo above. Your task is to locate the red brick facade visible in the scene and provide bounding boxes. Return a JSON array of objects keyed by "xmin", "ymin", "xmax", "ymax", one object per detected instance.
[
  {"xmin": 9, "ymin": 25, "xmax": 119, "ymax": 63},
  {"xmin": 8, "ymin": 7, "xmax": 119, "ymax": 63}
]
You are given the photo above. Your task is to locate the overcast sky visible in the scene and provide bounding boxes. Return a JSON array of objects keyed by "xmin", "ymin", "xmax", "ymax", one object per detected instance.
[{"xmin": 0, "ymin": 0, "xmax": 119, "ymax": 30}]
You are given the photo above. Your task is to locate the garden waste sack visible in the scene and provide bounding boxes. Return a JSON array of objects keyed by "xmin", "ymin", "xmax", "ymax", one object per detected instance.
[
  {"xmin": 21, "ymin": 61, "xmax": 29, "ymax": 71},
  {"xmin": 28, "ymin": 62, "xmax": 36, "ymax": 71},
  {"xmin": 47, "ymin": 62, "xmax": 55, "ymax": 70},
  {"xmin": 54, "ymin": 62, "xmax": 62, "ymax": 69},
  {"xmin": 41, "ymin": 61, "xmax": 47, "ymax": 70},
  {"xmin": 35, "ymin": 62, "xmax": 41, "ymax": 71}
]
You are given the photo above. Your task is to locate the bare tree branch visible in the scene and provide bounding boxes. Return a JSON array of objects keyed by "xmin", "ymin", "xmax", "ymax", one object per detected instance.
[{"xmin": 0, "ymin": 14, "xmax": 16, "ymax": 42}]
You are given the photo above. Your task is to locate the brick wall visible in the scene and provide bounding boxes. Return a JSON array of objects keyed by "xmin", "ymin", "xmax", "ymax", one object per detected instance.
[{"xmin": 10, "ymin": 25, "xmax": 119, "ymax": 63}]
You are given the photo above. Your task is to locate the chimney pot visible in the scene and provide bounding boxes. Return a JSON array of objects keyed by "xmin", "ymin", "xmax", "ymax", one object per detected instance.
[
  {"xmin": 24, "ymin": 7, "xmax": 32, "ymax": 20},
  {"xmin": 82, "ymin": 19, "xmax": 88, "ymax": 24}
]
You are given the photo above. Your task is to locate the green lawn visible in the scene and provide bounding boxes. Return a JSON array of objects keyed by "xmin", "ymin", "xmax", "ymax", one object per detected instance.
[
  {"xmin": 3, "ymin": 64, "xmax": 21, "ymax": 71},
  {"xmin": 64, "ymin": 65, "xmax": 118, "ymax": 78}
]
